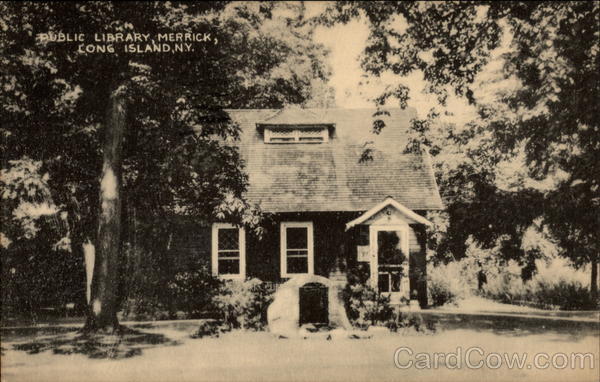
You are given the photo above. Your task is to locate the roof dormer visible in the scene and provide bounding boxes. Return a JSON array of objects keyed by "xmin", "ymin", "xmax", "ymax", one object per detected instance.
[{"xmin": 256, "ymin": 108, "xmax": 334, "ymax": 144}]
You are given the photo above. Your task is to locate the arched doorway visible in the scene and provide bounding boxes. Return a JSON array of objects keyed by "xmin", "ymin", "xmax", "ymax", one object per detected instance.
[{"xmin": 299, "ymin": 282, "xmax": 328, "ymax": 325}]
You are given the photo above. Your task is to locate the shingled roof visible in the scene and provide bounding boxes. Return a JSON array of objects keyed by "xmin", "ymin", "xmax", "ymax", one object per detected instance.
[{"xmin": 227, "ymin": 108, "xmax": 444, "ymax": 213}]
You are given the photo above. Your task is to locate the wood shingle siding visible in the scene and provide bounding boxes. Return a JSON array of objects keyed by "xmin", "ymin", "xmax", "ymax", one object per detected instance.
[{"xmin": 244, "ymin": 212, "xmax": 357, "ymax": 283}]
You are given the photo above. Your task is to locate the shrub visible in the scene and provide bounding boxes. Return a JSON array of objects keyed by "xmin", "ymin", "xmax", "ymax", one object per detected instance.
[
  {"xmin": 1, "ymin": 233, "xmax": 86, "ymax": 321},
  {"xmin": 119, "ymin": 297, "xmax": 171, "ymax": 321},
  {"xmin": 343, "ymin": 283, "xmax": 393, "ymax": 329},
  {"xmin": 120, "ymin": 257, "xmax": 222, "ymax": 321},
  {"xmin": 427, "ymin": 261, "xmax": 472, "ymax": 307},
  {"xmin": 119, "ymin": 244, "xmax": 174, "ymax": 321},
  {"xmin": 482, "ymin": 258, "xmax": 595, "ymax": 310},
  {"xmin": 167, "ymin": 266, "xmax": 223, "ymax": 318},
  {"xmin": 531, "ymin": 279, "xmax": 593, "ymax": 310},
  {"xmin": 387, "ymin": 310, "xmax": 438, "ymax": 334},
  {"xmin": 213, "ymin": 278, "xmax": 274, "ymax": 330},
  {"xmin": 480, "ymin": 260, "xmax": 525, "ymax": 305},
  {"xmin": 526, "ymin": 258, "xmax": 593, "ymax": 310},
  {"xmin": 190, "ymin": 320, "xmax": 226, "ymax": 338}
]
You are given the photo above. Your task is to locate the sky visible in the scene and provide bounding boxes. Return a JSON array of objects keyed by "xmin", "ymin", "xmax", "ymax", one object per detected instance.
[{"xmin": 307, "ymin": 2, "xmax": 482, "ymax": 124}]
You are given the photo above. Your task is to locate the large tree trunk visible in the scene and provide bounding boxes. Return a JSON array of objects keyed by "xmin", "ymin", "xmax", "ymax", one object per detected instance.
[
  {"xmin": 591, "ymin": 256, "xmax": 598, "ymax": 308},
  {"xmin": 84, "ymin": 86, "xmax": 126, "ymax": 332}
]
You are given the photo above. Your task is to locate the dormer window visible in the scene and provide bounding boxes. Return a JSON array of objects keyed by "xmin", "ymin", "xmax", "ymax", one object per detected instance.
[
  {"xmin": 257, "ymin": 108, "xmax": 334, "ymax": 144},
  {"xmin": 264, "ymin": 127, "xmax": 329, "ymax": 144}
]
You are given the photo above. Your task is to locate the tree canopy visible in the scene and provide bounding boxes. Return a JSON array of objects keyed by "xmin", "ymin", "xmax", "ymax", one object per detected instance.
[
  {"xmin": 324, "ymin": 1, "xmax": 599, "ymax": 297},
  {"xmin": 1, "ymin": 1, "xmax": 333, "ymax": 327},
  {"xmin": 2, "ymin": 1, "xmax": 332, "ymax": 235}
]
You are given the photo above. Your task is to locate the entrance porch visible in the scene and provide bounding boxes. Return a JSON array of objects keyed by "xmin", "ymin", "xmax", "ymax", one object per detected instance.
[{"xmin": 346, "ymin": 197, "xmax": 433, "ymax": 306}]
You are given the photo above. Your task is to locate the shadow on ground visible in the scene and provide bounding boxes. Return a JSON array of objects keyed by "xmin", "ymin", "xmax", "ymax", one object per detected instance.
[
  {"xmin": 426, "ymin": 312, "xmax": 600, "ymax": 342},
  {"xmin": 11, "ymin": 326, "xmax": 179, "ymax": 359}
]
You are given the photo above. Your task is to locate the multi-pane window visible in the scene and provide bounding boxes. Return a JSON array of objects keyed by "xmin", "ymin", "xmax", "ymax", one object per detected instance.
[
  {"xmin": 298, "ymin": 128, "xmax": 327, "ymax": 142},
  {"xmin": 264, "ymin": 127, "xmax": 328, "ymax": 143},
  {"xmin": 212, "ymin": 223, "xmax": 245, "ymax": 279},
  {"xmin": 280, "ymin": 222, "xmax": 314, "ymax": 277},
  {"xmin": 265, "ymin": 127, "xmax": 296, "ymax": 143},
  {"xmin": 376, "ymin": 229, "xmax": 408, "ymax": 293},
  {"xmin": 378, "ymin": 270, "xmax": 402, "ymax": 293}
]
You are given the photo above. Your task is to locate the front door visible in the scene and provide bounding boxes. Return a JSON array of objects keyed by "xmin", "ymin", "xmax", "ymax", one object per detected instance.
[
  {"xmin": 299, "ymin": 283, "xmax": 328, "ymax": 325},
  {"xmin": 369, "ymin": 226, "xmax": 409, "ymax": 301}
]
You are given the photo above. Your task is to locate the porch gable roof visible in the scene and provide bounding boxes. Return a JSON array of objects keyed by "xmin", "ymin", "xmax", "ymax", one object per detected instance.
[{"xmin": 345, "ymin": 197, "xmax": 434, "ymax": 230}]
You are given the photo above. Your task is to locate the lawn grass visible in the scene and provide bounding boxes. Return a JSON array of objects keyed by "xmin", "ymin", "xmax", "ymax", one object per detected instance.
[{"xmin": 2, "ymin": 312, "xmax": 598, "ymax": 382}]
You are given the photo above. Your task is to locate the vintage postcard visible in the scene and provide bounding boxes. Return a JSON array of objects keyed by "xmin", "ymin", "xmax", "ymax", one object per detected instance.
[{"xmin": 1, "ymin": 2, "xmax": 598, "ymax": 382}]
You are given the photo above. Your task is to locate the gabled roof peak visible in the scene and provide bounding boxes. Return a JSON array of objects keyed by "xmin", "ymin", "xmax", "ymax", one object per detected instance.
[{"xmin": 345, "ymin": 197, "xmax": 434, "ymax": 230}]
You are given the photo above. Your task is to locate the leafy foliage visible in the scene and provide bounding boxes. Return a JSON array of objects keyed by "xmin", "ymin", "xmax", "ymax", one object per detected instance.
[
  {"xmin": 1, "ymin": 159, "xmax": 59, "ymax": 244},
  {"xmin": 190, "ymin": 320, "xmax": 223, "ymax": 339},
  {"xmin": 1, "ymin": 159, "xmax": 85, "ymax": 321},
  {"xmin": 324, "ymin": 2, "xmax": 599, "ymax": 301},
  {"xmin": 427, "ymin": 261, "xmax": 471, "ymax": 307},
  {"xmin": 388, "ymin": 311, "xmax": 438, "ymax": 335},
  {"xmin": 343, "ymin": 283, "xmax": 393, "ymax": 329},
  {"xmin": 167, "ymin": 268, "xmax": 223, "ymax": 319},
  {"xmin": 213, "ymin": 279, "xmax": 274, "ymax": 331},
  {"xmin": 1, "ymin": 2, "xmax": 333, "ymax": 319},
  {"xmin": 482, "ymin": 257, "xmax": 595, "ymax": 310},
  {"xmin": 120, "ymin": 265, "xmax": 222, "ymax": 322},
  {"xmin": 119, "ymin": 238, "xmax": 222, "ymax": 321},
  {"xmin": 425, "ymin": 238, "xmax": 595, "ymax": 310},
  {"xmin": 1, "ymin": 231, "xmax": 85, "ymax": 321}
]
